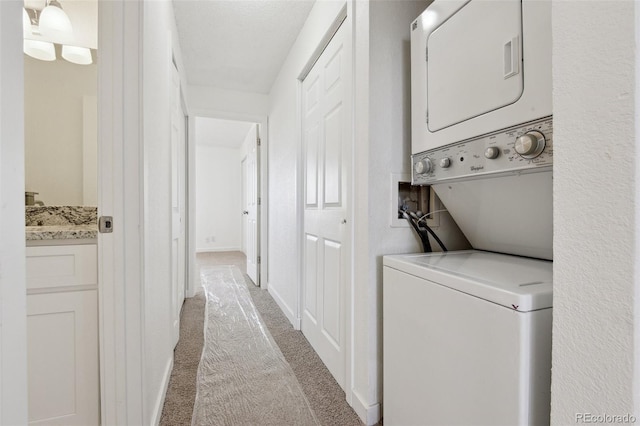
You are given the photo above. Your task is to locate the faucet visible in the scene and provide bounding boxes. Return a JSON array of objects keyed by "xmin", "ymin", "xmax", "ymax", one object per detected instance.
[{"xmin": 25, "ymin": 191, "xmax": 44, "ymax": 206}]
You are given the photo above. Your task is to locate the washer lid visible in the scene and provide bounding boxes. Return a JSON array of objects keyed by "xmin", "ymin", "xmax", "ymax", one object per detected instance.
[{"xmin": 383, "ymin": 250, "xmax": 552, "ymax": 312}]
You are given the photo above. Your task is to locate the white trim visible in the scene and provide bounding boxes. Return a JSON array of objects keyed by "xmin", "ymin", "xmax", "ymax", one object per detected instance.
[
  {"xmin": 0, "ymin": 1, "xmax": 28, "ymax": 424},
  {"xmin": 149, "ymin": 358, "xmax": 174, "ymax": 426},
  {"xmin": 351, "ymin": 389, "xmax": 381, "ymax": 426},
  {"xmin": 268, "ymin": 284, "xmax": 300, "ymax": 330},
  {"xmin": 186, "ymin": 117, "xmax": 197, "ymax": 298},
  {"xmin": 196, "ymin": 247, "xmax": 243, "ymax": 253},
  {"xmin": 97, "ymin": 1, "xmax": 145, "ymax": 424}
]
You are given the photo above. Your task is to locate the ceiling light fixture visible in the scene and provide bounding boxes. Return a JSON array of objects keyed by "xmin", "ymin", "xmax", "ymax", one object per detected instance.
[
  {"xmin": 38, "ymin": 0, "xmax": 73, "ymax": 44},
  {"xmin": 61, "ymin": 45, "xmax": 92, "ymax": 65},
  {"xmin": 23, "ymin": 39, "xmax": 56, "ymax": 61},
  {"xmin": 23, "ymin": 1, "xmax": 92, "ymax": 65}
]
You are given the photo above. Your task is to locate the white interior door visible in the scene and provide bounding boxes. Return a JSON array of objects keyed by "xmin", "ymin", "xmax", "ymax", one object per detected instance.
[
  {"xmin": 301, "ymin": 23, "xmax": 348, "ymax": 389},
  {"xmin": 246, "ymin": 126, "xmax": 260, "ymax": 286},
  {"xmin": 170, "ymin": 62, "xmax": 186, "ymax": 346},
  {"xmin": 241, "ymin": 157, "xmax": 248, "ymax": 255}
]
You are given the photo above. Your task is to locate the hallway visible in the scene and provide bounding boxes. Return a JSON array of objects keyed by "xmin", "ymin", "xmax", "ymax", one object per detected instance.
[{"xmin": 159, "ymin": 252, "xmax": 363, "ymax": 425}]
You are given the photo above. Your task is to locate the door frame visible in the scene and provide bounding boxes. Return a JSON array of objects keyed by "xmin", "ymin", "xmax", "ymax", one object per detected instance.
[
  {"xmin": 295, "ymin": 1, "xmax": 354, "ymax": 406},
  {"xmin": 97, "ymin": 1, "xmax": 145, "ymax": 424},
  {"xmin": 0, "ymin": 1, "xmax": 28, "ymax": 423},
  {"xmin": 186, "ymin": 111, "xmax": 269, "ymax": 295},
  {"xmin": 241, "ymin": 155, "xmax": 248, "ymax": 255}
]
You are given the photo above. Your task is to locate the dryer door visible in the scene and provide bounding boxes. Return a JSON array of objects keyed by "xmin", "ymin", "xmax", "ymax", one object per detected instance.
[{"xmin": 427, "ymin": 0, "xmax": 523, "ymax": 132}]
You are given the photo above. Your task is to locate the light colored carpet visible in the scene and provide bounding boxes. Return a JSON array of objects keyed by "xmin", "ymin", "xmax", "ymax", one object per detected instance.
[{"xmin": 160, "ymin": 251, "xmax": 365, "ymax": 426}]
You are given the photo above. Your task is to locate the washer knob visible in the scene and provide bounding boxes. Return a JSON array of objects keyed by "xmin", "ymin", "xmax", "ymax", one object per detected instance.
[
  {"xmin": 440, "ymin": 157, "xmax": 451, "ymax": 168},
  {"xmin": 515, "ymin": 131, "xmax": 546, "ymax": 159},
  {"xmin": 484, "ymin": 147, "xmax": 500, "ymax": 159},
  {"xmin": 414, "ymin": 158, "xmax": 433, "ymax": 175}
]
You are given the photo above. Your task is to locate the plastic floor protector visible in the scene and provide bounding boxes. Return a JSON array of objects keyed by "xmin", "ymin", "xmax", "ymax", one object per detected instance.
[{"xmin": 191, "ymin": 265, "xmax": 319, "ymax": 426}]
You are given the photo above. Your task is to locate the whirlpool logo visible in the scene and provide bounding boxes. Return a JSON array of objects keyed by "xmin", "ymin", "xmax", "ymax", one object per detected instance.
[{"xmin": 470, "ymin": 166, "xmax": 485, "ymax": 172}]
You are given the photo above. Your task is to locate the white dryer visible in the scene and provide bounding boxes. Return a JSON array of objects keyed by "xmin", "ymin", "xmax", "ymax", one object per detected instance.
[{"xmin": 383, "ymin": 251, "xmax": 552, "ymax": 425}]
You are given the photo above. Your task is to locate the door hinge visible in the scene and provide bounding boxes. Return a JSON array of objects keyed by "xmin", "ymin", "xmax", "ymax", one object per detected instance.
[
  {"xmin": 99, "ymin": 216, "xmax": 113, "ymax": 233},
  {"xmin": 425, "ymin": 47, "xmax": 428, "ymax": 62},
  {"xmin": 426, "ymin": 110, "xmax": 429, "ymax": 124},
  {"xmin": 257, "ymin": 137, "xmax": 261, "ymax": 146},
  {"xmin": 258, "ymin": 197, "xmax": 261, "ymax": 206},
  {"xmin": 257, "ymin": 256, "xmax": 261, "ymax": 264}
]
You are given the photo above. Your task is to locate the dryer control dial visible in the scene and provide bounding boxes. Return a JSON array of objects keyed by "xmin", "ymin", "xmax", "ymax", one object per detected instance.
[
  {"xmin": 484, "ymin": 147, "xmax": 500, "ymax": 159},
  {"xmin": 414, "ymin": 158, "xmax": 433, "ymax": 175},
  {"xmin": 515, "ymin": 131, "xmax": 546, "ymax": 159}
]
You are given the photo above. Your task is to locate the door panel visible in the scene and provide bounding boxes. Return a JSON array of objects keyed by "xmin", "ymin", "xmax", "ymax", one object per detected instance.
[
  {"xmin": 324, "ymin": 105, "xmax": 342, "ymax": 206},
  {"xmin": 305, "ymin": 125, "xmax": 319, "ymax": 207},
  {"xmin": 301, "ymin": 22, "xmax": 347, "ymax": 389},
  {"xmin": 246, "ymin": 126, "xmax": 260, "ymax": 286},
  {"xmin": 322, "ymin": 239, "xmax": 341, "ymax": 346},
  {"xmin": 304, "ymin": 234, "xmax": 319, "ymax": 321}
]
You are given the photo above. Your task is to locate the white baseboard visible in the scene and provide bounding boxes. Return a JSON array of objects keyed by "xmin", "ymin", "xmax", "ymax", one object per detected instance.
[
  {"xmin": 351, "ymin": 389, "xmax": 381, "ymax": 426},
  {"xmin": 150, "ymin": 356, "xmax": 174, "ymax": 426},
  {"xmin": 268, "ymin": 284, "xmax": 300, "ymax": 329},
  {"xmin": 196, "ymin": 246, "xmax": 241, "ymax": 253}
]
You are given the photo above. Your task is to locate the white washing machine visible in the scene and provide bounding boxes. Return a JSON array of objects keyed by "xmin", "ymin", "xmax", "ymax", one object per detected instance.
[{"xmin": 383, "ymin": 251, "xmax": 552, "ymax": 425}]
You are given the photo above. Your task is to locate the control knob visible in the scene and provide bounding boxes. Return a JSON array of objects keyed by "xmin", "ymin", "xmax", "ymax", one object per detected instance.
[
  {"xmin": 414, "ymin": 158, "xmax": 433, "ymax": 175},
  {"xmin": 484, "ymin": 147, "xmax": 500, "ymax": 159},
  {"xmin": 515, "ymin": 131, "xmax": 546, "ymax": 159},
  {"xmin": 440, "ymin": 157, "xmax": 451, "ymax": 168}
]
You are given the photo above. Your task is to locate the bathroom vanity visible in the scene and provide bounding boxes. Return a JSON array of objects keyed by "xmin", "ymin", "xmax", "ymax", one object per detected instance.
[{"xmin": 26, "ymin": 207, "xmax": 99, "ymax": 425}]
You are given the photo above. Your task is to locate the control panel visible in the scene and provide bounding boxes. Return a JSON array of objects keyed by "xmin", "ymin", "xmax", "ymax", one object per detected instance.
[{"xmin": 412, "ymin": 117, "xmax": 553, "ymax": 185}]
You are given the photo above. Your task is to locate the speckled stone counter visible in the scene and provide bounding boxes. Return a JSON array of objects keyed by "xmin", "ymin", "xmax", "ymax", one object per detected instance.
[{"xmin": 26, "ymin": 206, "xmax": 98, "ymax": 241}]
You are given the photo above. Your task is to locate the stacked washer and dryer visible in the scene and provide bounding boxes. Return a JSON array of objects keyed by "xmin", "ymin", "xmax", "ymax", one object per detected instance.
[{"xmin": 383, "ymin": 1, "xmax": 553, "ymax": 425}]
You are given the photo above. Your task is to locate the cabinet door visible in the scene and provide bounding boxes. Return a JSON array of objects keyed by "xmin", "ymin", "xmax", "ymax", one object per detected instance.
[{"xmin": 27, "ymin": 290, "xmax": 99, "ymax": 426}]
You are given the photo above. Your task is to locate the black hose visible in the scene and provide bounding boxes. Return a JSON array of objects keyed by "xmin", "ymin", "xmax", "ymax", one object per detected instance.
[
  {"xmin": 423, "ymin": 223, "xmax": 447, "ymax": 252},
  {"xmin": 401, "ymin": 210, "xmax": 432, "ymax": 252}
]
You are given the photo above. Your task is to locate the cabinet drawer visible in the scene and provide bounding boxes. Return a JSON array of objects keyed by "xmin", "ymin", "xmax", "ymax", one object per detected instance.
[{"xmin": 26, "ymin": 245, "xmax": 97, "ymax": 291}]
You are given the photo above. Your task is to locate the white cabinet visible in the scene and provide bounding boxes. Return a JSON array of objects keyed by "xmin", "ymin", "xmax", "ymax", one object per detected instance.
[{"xmin": 26, "ymin": 244, "xmax": 99, "ymax": 426}]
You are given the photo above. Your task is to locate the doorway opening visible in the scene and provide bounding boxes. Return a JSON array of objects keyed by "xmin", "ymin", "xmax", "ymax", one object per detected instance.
[{"xmin": 193, "ymin": 117, "xmax": 262, "ymax": 286}]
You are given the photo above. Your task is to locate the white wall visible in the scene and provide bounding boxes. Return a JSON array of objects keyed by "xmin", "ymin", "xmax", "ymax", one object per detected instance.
[
  {"xmin": 24, "ymin": 56, "xmax": 97, "ymax": 206},
  {"xmin": 355, "ymin": 1, "xmax": 434, "ymax": 419},
  {"xmin": 187, "ymin": 85, "xmax": 268, "ymax": 120},
  {"xmin": 195, "ymin": 145, "xmax": 242, "ymax": 251},
  {"xmin": 267, "ymin": 0, "xmax": 345, "ymax": 332},
  {"xmin": 0, "ymin": 1, "xmax": 28, "ymax": 424},
  {"xmin": 351, "ymin": 1, "xmax": 470, "ymax": 422},
  {"xmin": 551, "ymin": 2, "xmax": 639, "ymax": 423},
  {"xmin": 141, "ymin": 1, "xmax": 187, "ymax": 423}
]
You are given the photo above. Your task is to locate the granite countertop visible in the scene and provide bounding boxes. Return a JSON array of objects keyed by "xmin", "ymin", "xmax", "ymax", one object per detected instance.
[
  {"xmin": 26, "ymin": 224, "xmax": 98, "ymax": 240},
  {"xmin": 25, "ymin": 206, "xmax": 98, "ymax": 241}
]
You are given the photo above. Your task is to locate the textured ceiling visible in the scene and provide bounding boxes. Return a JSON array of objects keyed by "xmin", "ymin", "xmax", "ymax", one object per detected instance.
[
  {"xmin": 173, "ymin": 0, "xmax": 315, "ymax": 94},
  {"xmin": 195, "ymin": 117, "xmax": 255, "ymax": 148}
]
